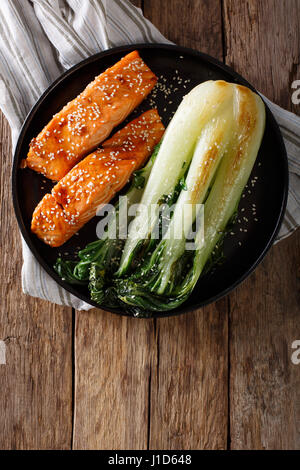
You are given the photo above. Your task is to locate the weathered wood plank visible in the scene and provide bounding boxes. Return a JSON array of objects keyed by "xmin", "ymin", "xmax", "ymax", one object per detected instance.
[
  {"xmin": 0, "ymin": 112, "xmax": 73, "ymax": 449},
  {"xmin": 224, "ymin": 0, "xmax": 300, "ymax": 449},
  {"xmin": 73, "ymin": 0, "xmax": 227, "ymax": 450},
  {"xmin": 149, "ymin": 301, "xmax": 229, "ymax": 450},
  {"xmin": 143, "ymin": 0, "xmax": 228, "ymax": 450},
  {"xmin": 229, "ymin": 233, "xmax": 300, "ymax": 449},
  {"xmin": 73, "ymin": 310, "xmax": 153, "ymax": 449}
]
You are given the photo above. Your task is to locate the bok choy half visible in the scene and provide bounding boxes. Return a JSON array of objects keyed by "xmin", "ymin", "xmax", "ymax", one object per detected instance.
[{"xmin": 55, "ymin": 80, "xmax": 266, "ymax": 315}]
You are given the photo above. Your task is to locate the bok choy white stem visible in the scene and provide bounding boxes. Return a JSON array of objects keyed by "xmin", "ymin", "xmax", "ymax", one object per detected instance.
[{"xmin": 117, "ymin": 81, "xmax": 235, "ymax": 276}]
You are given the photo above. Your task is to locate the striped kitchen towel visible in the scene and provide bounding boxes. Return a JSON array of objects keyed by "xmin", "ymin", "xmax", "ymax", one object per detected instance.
[{"xmin": 0, "ymin": 0, "xmax": 299, "ymax": 309}]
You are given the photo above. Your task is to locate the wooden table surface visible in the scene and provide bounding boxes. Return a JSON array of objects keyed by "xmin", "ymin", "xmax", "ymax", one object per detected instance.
[{"xmin": 0, "ymin": 0, "xmax": 299, "ymax": 450}]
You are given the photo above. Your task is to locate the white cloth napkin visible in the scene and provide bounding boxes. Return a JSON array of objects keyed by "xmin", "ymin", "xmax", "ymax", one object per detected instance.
[{"xmin": 0, "ymin": 0, "xmax": 299, "ymax": 309}]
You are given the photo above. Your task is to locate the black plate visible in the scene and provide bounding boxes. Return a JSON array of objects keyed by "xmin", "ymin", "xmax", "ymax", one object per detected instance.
[{"xmin": 12, "ymin": 44, "xmax": 288, "ymax": 317}]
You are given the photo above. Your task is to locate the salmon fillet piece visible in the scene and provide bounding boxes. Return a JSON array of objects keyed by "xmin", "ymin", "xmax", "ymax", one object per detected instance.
[
  {"xmin": 31, "ymin": 160, "xmax": 138, "ymax": 248},
  {"xmin": 31, "ymin": 109, "xmax": 165, "ymax": 247},
  {"xmin": 25, "ymin": 51, "xmax": 157, "ymax": 181}
]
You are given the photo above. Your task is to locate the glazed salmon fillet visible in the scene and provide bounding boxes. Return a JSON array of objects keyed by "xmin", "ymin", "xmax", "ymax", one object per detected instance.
[
  {"xmin": 25, "ymin": 51, "xmax": 157, "ymax": 181},
  {"xmin": 31, "ymin": 109, "xmax": 165, "ymax": 247}
]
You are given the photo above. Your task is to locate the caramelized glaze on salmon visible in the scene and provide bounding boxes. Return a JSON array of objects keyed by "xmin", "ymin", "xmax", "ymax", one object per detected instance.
[
  {"xmin": 25, "ymin": 51, "xmax": 158, "ymax": 181},
  {"xmin": 31, "ymin": 109, "xmax": 165, "ymax": 247}
]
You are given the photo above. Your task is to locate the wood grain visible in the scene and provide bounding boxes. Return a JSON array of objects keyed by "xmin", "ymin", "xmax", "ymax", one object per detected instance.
[
  {"xmin": 224, "ymin": 0, "xmax": 300, "ymax": 449},
  {"xmin": 143, "ymin": 0, "xmax": 223, "ymax": 54},
  {"xmin": 0, "ymin": 112, "xmax": 73, "ymax": 449},
  {"xmin": 149, "ymin": 301, "xmax": 228, "ymax": 450},
  {"xmin": 223, "ymin": 0, "xmax": 300, "ymax": 112},
  {"xmin": 229, "ymin": 233, "xmax": 300, "ymax": 449},
  {"xmin": 73, "ymin": 310, "xmax": 153, "ymax": 449},
  {"xmin": 143, "ymin": 0, "xmax": 229, "ymax": 450}
]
